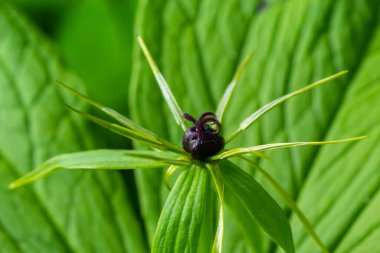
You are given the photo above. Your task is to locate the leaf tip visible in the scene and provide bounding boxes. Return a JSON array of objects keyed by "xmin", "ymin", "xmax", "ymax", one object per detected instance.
[
  {"xmin": 136, "ymin": 36, "xmax": 161, "ymax": 76},
  {"xmin": 346, "ymin": 135, "xmax": 368, "ymax": 142},
  {"xmin": 9, "ymin": 180, "xmax": 22, "ymax": 190},
  {"xmin": 232, "ymin": 52, "xmax": 254, "ymax": 81},
  {"xmin": 336, "ymin": 69, "xmax": 349, "ymax": 78}
]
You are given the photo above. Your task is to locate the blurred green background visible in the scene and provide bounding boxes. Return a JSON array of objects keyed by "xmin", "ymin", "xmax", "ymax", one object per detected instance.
[{"xmin": 1, "ymin": 0, "xmax": 380, "ymax": 252}]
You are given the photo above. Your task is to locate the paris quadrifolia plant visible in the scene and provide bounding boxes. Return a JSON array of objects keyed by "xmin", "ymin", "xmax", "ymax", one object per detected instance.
[{"xmin": 10, "ymin": 36, "xmax": 367, "ymax": 253}]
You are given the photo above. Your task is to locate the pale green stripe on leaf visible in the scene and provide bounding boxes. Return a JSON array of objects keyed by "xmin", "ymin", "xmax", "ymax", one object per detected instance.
[
  {"xmin": 216, "ymin": 52, "xmax": 253, "ymax": 123},
  {"xmin": 220, "ymin": 160, "xmax": 295, "ymax": 253},
  {"xmin": 152, "ymin": 166, "xmax": 209, "ymax": 253},
  {"xmin": 223, "ymin": 184, "xmax": 264, "ymax": 253},
  {"xmin": 137, "ymin": 36, "xmax": 187, "ymax": 131},
  {"xmin": 215, "ymin": 136, "xmax": 367, "ymax": 159},
  {"xmin": 10, "ymin": 150, "xmax": 172, "ymax": 189},
  {"xmin": 67, "ymin": 105, "xmax": 186, "ymax": 154},
  {"xmin": 124, "ymin": 151, "xmax": 190, "ymax": 166},
  {"xmin": 238, "ymin": 156, "xmax": 329, "ymax": 253},
  {"xmin": 207, "ymin": 163, "xmax": 225, "ymax": 253},
  {"xmin": 58, "ymin": 81, "xmax": 155, "ymax": 136},
  {"xmin": 226, "ymin": 71, "xmax": 349, "ymax": 143}
]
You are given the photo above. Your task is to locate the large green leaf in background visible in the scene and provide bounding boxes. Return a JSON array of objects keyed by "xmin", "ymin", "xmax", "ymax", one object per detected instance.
[
  {"xmin": 1, "ymin": 0, "xmax": 380, "ymax": 252},
  {"xmin": 131, "ymin": 0, "xmax": 380, "ymax": 252},
  {"xmin": 0, "ymin": 4, "xmax": 147, "ymax": 253}
]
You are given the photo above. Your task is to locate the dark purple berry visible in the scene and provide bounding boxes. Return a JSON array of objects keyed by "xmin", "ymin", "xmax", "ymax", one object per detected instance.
[{"xmin": 182, "ymin": 112, "xmax": 225, "ymax": 160}]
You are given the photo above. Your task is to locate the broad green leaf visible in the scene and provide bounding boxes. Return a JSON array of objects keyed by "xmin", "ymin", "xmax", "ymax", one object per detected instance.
[
  {"xmin": 238, "ymin": 156, "xmax": 328, "ymax": 252},
  {"xmin": 223, "ymin": 181, "xmax": 266, "ymax": 253},
  {"xmin": 130, "ymin": 1, "xmax": 191, "ymax": 242},
  {"xmin": 6, "ymin": 0, "xmax": 380, "ymax": 252},
  {"xmin": 130, "ymin": 0, "xmax": 257, "ymax": 243},
  {"xmin": 152, "ymin": 165, "xmax": 210, "ymax": 253},
  {"xmin": 10, "ymin": 150, "xmax": 175, "ymax": 189},
  {"xmin": 0, "ymin": 4, "xmax": 146, "ymax": 253},
  {"xmin": 220, "ymin": 160, "xmax": 294, "ymax": 253},
  {"xmin": 290, "ymin": 23, "xmax": 380, "ymax": 251},
  {"xmin": 131, "ymin": 0, "xmax": 380, "ymax": 251},
  {"xmin": 197, "ymin": 184, "xmax": 218, "ymax": 253},
  {"xmin": 131, "ymin": 0, "xmax": 379, "ymax": 252},
  {"xmin": 0, "ymin": 156, "xmax": 72, "ymax": 253}
]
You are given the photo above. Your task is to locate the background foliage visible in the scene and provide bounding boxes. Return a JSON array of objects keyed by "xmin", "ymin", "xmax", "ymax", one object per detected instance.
[{"xmin": 1, "ymin": 0, "xmax": 380, "ymax": 252}]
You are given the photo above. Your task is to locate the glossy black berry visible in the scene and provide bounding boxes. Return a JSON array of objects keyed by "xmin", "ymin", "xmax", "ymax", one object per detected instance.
[{"xmin": 182, "ymin": 112, "xmax": 225, "ymax": 160}]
